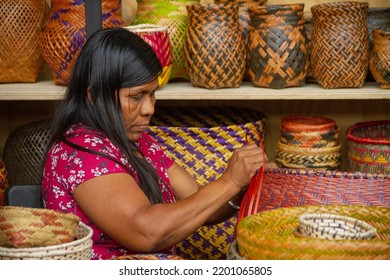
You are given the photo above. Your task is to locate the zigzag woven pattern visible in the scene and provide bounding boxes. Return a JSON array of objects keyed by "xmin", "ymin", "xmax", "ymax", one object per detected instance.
[
  {"xmin": 148, "ymin": 106, "xmax": 266, "ymax": 259},
  {"xmin": 247, "ymin": 4, "xmax": 308, "ymax": 89},
  {"xmin": 184, "ymin": 4, "xmax": 245, "ymax": 89},
  {"xmin": 310, "ymin": 1, "xmax": 369, "ymax": 89},
  {"xmin": 347, "ymin": 120, "xmax": 390, "ymax": 174}
]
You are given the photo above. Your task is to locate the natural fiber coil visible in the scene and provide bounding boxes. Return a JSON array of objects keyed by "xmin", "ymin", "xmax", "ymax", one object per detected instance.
[
  {"xmin": 0, "ymin": 0, "xmax": 49, "ymax": 82},
  {"xmin": 184, "ymin": 4, "xmax": 245, "ymax": 89},
  {"xmin": 125, "ymin": 24, "xmax": 172, "ymax": 88},
  {"xmin": 311, "ymin": 1, "xmax": 369, "ymax": 89},
  {"xmin": 3, "ymin": 119, "xmax": 51, "ymax": 186},
  {"xmin": 0, "ymin": 221, "xmax": 92, "ymax": 260},
  {"xmin": 236, "ymin": 205, "xmax": 390, "ymax": 259},
  {"xmin": 347, "ymin": 120, "xmax": 390, "ymax": 174},
  {"xmin": 148, "ymin": 106, "xmax": 266, "ymax": 260},
  {"xmin": 247, "ymin": 4, "xmax": 308, "ymax": 89},
  {"xmin": 0, "ymin": 206, "xmax": 80, "ymax": 248},
  {"xmin": 369, "ymin": 29, "xmax": 390, "ymax": 89}
]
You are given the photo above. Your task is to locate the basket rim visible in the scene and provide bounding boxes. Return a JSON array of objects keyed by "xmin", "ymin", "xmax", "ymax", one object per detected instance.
[
  {"xmin": 124, "ymin": 24, "xmax": 168, "ymax": 33},
  {"xmin": 346, "ymin": 120, "xmax": 390, "ymax": 145}
]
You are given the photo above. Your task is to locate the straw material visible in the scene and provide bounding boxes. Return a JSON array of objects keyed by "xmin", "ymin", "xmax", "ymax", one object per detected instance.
[
  {"xmin": 0, "ymin": 160, "xmax": 8, "ymax": 206},
  {"xmin": 134, "ymin": 0, "xmax": 200, "ymax": 80},
  {"xmin": 369, "ymin": 29, "xmax": 390, "ymax": 89},
  {"xmin": 247, "ymin": 4, "xmax": 308, "ymax": 89},
  {"xmin": 39, "ymin": 0, "xmax": 124, "ymax": 85},
  {"xmin": 0, "ymin": 0, "xmax": 49, "ymax": 83},
  {"xmin": 311, "ymin": 1, "xmax": 369, "ymax": 89},
  {"xmin": 0, "ymin": 221, "xmax": 92, "ymax": 260},
  {"xmin": 148, "ymin": 106, "xmax": 266, "ymax": 260},
  {"xmin": 367, "ymin": 7, "xmax": 390, "ymax": 50},
  {"xmin": 184, "ymin": 4, "xmax": 245, "ymax": 89},
  {"xmin": 125, "ymin": 24, "xmax": 172, "ymax": 88},
  {"xmin": 236, "ymin": 205, "xmax": 390, "ymax": 260},
  {"xmin": 3, "ymin": 119, "xmax": 52, "ymax": 186},
  {"xmin": 347, "ymin": 120, "xmax": 390, "ymax": 174},
  {"xmin": 0, "ymin": 206, "xmax": 80, "ymax": 248},
  {"xmin": 112, "ymin": 254, "xmax": 185, "ymax": 260}
]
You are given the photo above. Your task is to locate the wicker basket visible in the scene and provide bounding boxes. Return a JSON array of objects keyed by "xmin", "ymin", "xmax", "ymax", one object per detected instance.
[
  {"xmin": 0, "ymin": 0, "xmax": 49, "ymax": 82},
  {"xmin": 369, "ymin": 29, "xmax": 390, "ymax": 89},
  {"xmin": 235, "ymin": 205, "xmax": 390, "ymax": 260},
  {"xmin": 275, "ymin": 115, "xmax": 341, "ymax": 170},
  {"xmin": 112, "ymin": 253, "xmax": 185, "ymax": 260},
  {"xmin": 367, "ymin": 7, "xmax": 390, "ymax": 50},
  {"xmin": 0, "ymin": 221, "xmax": 93, "ymax": 260},
  {"xmin": 247, "ymin": 4, "xmax": 308, "ymax": 89},
  {"xmin": 184, "ymin": 4, "xmax": 245, "ymax": 89},
  {"xmin": 148, "ymin": 106, "xmax": 266, "ymax": 260},
  {"xmin": 39, "ymin": 0, "xmax": 124, "ymax": 85},
  {"xmin": 347, "ymin": 120, "xmax": 390, "ymax": 174},
  {"xmin": 125, "ymin": 24, "xmax": 173, "ymax": 88},
  {"xmin": 0, "ymin": 206, "xmax": 80, "ymax": 248},
  {"xmin": 3, "ymin": 119, "xmax": 52, "ymax": 186},
  {"xmin": 311, "ymin": 1, "xmax": 369, "ymax": 89},
  {"xmin": 134, "ymin": 0, "xmax": 200, "ymax": 80}
]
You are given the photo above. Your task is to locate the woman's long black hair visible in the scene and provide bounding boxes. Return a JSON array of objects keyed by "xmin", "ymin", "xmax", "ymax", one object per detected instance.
[{"xmin": 47, "ymin": 27, "xmax": 164, "ymax": 204}]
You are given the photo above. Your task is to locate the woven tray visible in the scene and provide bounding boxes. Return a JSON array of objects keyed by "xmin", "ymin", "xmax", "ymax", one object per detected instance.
[
  {"xmin": 0, "ymin": 222, "xmax": 92, "ymax": 260},
  {"xmin": 236, "ymin": 205, "xmax": 390, "ymax": 260}
]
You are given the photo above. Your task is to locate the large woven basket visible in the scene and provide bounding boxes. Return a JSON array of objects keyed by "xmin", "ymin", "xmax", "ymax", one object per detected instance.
[
  {"xmin": 0, "ymin": 206, "xmax": 80, "ymax": 248},
  {"xmin": 148, "ymin": 106, "xmax": 266, "ymax": 260},
  {"xmin": 247, "ymin": 4, "xmax": 308, "ymax": 89},
  {"xmin": 3, "ymin": 119, "xmax": 52, "ymax": 186},
  {"xmin": 369, "ymin": 29, "xmax": 390, "ymax": 89},
  {"xmin": 235, "ymin": 205, "xmax": 390, "ymax": 260},
  {"xmin": 0, "ymin": 0, "xmax": 49, "ymax": 83},
  {"xmin": 184, "ymin": 3, "xmax": 245, "ymax": 89},
  {"xmin": 311, "ymin": 1, "xmax": 369, "ymax": 89},
  {"xmin": 0, "ymin": 221, "xmax": 93, "ymax": 260},
  {"xmin": 347, "ymin": 120, "xmax": 390, "ymax": 174}
]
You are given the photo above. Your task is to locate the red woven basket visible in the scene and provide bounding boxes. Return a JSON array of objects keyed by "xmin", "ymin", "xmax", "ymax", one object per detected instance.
[{"xmin": 347, "ymin": 120, "xmax": 390, "ymax": 174}]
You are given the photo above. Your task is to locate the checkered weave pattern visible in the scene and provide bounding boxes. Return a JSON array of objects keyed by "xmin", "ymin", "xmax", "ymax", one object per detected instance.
[{"xmin": 148, "ymin": 106, "xmax": 266, "ymax": 259}]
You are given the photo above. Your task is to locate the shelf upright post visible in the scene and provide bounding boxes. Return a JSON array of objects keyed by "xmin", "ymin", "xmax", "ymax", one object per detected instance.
[{"xmin": 85, "ymin": 0, "xmax": 102, "ymax": 39}]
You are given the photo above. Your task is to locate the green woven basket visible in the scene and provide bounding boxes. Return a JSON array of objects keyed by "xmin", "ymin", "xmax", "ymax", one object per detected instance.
[{"xmin": 148, "ymin": 106, "xmax": 266, "ymax": 260}]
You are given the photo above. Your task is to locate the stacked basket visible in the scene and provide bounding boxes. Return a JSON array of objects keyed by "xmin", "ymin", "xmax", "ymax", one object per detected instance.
[{"xmin": 275, "ymin": 115, "xmax": 341, "ymax": 170}]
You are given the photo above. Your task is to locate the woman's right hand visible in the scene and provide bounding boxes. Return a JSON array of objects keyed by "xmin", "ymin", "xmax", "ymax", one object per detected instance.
[{"xmin": 220, "ymin": 143, "xmax": 265, "ymax": 193}]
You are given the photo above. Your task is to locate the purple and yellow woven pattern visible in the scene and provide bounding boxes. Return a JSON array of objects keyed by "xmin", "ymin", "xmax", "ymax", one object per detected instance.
[{"xmin": 148, "ymin": 106, "xmax": 266, "ymax": 259}]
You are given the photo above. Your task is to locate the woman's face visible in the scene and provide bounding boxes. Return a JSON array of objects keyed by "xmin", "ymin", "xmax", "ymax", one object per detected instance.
[{"xmin": 119, "ymin": 78, "xmax": 158, "ymax": 141}]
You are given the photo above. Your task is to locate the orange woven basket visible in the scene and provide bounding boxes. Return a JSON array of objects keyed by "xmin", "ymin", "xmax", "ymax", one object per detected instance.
[
  {"xmin": 0, "ymin": 0, "xmax": 49, "ymax": 83},
  {"xmin": 311, "ymin": 1, "xmax": 369, "ymax": 89},
  {"xmin": 369, "ymin": 29, "xmax": 390, "ymax": 89}
]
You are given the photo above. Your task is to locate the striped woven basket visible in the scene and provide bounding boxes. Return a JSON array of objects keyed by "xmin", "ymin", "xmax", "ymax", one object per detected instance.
[
  {"xmin": 369, "ymin": 29, "xmax": 390, "ymax": 89},
  {"xmin": 148, "ymin": 106, "xmax": 266, "ymax": 260},
  {"xmin": 347, "ymin": 120, "xmax": 390, "ymax": 174},
  {"xmin": 0, "ymin": 221, "xmax": 92, "ymax": 260},
  {"xmin": 235, "ymin": 205, "xmax": 390, "ymax": 260}
]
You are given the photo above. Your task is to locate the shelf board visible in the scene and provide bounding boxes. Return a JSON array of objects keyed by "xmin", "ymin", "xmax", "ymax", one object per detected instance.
[{"xmin": 0, "ymin": 80, "xmax": 388, "ymax": 101}]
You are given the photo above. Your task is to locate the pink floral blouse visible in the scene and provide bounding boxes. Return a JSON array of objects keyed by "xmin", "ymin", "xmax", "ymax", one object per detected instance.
[{"xmin": 42, "ymin": 124, "xmax": 177, "ymax": 260}]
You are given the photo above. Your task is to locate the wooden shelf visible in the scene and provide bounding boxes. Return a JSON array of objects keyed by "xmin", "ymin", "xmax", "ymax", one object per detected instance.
[{"xmin": 0, "ymin": 80, "xmax": 388, "ymax": 101}]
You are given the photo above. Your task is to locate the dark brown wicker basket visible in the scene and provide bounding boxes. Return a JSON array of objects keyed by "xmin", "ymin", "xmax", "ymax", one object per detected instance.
[
  {"xmin": 3, "ymin": 119, "xmax": 52, "ymax": 186},
  {"xmin": 310, "ymin": 1, "xmax": 369, "ymax": 89},
  {"xmin": 247, "ymin": 4, "xmax": 308, "ymax": 89},
  {"xmin": 184, "ymin": 3, "xmax": 245, "ymax": 89}
]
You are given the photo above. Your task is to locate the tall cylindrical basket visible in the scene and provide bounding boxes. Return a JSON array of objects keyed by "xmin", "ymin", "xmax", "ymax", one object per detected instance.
[
  {"xmin": 310, "ymin": 1, "xmax": 369, "ymax": 89},
  {"xmin": 184, "ymin": 4, "xmax": 245, "ymax": 89}
]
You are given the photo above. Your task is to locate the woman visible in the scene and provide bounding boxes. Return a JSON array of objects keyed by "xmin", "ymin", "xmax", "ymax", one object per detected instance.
[{"xmin": 42, "ymin": 27, "xmax": 266, "ymax": 260}]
